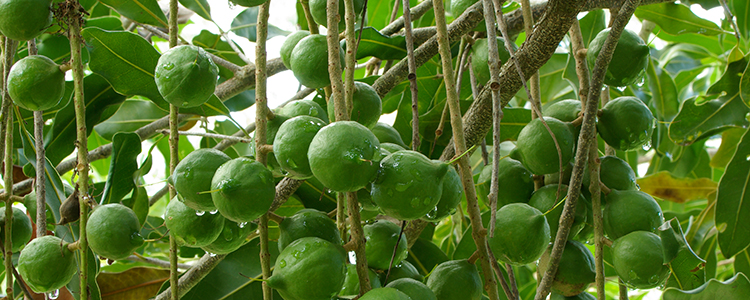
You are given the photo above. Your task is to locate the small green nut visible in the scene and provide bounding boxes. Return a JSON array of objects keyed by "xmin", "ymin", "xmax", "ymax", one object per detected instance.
[
  {"xmin": 364, "ymin": 220, "xmax": 408, "ymax": 270},
  {"xmin": 0, "ymin": 206, "xmax": 33, "ymax": 252},
  {"xmin": 86, "ymin": 203, "xmax": 144, "ymax": 260},
  {"xmin": 0, "ymin": 0, "xmax": 52, "ymax": 41},
  {"xmin": 155, "ymin": 45, "xmax": 219, "ymax": 108},
  {"xmin": 18, "ymin": 236, "xmax": 78, "ymax": 293},
  {"xmin": 597, "ymin": 96, "xmax": 655, "ymax": 151},
  {"xmin": 165, "ymin": 198, "xmax": 225, "ymax": 247},
  {"xmin": 7, "ymin": 55, "xmax": 65, "ymax": 111},
  {"xmin": 211, "ymin": 157, "xmax": 276, "ymax": 223},
  {"xmin": 201, "ymin": 220, "xmax": 256, "ymax": 255}
]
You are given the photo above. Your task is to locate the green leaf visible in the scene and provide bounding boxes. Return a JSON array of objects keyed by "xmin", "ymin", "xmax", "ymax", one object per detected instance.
[
  {"xmin": 85, "ymin": 16, "xmax": 125, "ymax": 31},
  {"xmin": 660, "ymin": 218, "xmax": 706, "ymax": 290},
  {"xmin": 637, "ymin": 171, "xmax": 717, "ymax": 204},
  {"xmin": 710, "ymin": 127, "xmax": 746, "ymax": 169},
  {"xmin": 230, "ymin": 7, "xmax": 289, "ymax": 42},
  {"xmin": 729, "ymin": 0, "xmax": 750, "ymax": 43},
  {"xmin": 181, "ymin": 94, "xmax": 232, "ymax": 117},
  {"xmin": 579, "ymin": 9, "xmax": 606, "ymax": 48},
  {"xmin": 94, "ymin": 99, "xmax": 168, "ymax": 141},
  {"xmin": 663, "ymin": 272, "xmax": 750, "ymax": 300},
  {"xmin": 716, "ymin": 126, "xmax": 750, "ymax": 258},
  {"xmin": 101, "ymin": 132, "xmax": 142, "ymax": 205},
  {"xmin": 98, "ymin": 0, "xmax": 168, "ymax": 27},
  {"xmin": 82, "ymin": 28, "xmax": 168, "ymax": 110},
  {"xmin": 655, "ymin": 27, "xmax": 736, "ymax": 56},
  {"xmin": 46, "ymin": 74, "xmax": 127, "ymax": 165},
  {"xmin": 178, "ymin": 241, "xmax": 280, "ymax": 299},
  {"xmin": 635, "ymin": 3, "xmax": 724, "ymax": 36},
  {"xmin": 735, "ymin": 249, "xmax": 750, "ymax": 278},
  {"xmin": 649, "ymin": 141, "xmax": 711, "ymax": 179},
  {"xmin": 346, "ymin": 27, "xmax": 406, "ymax": 60},
  {"xmin": 35, "ymin": 34, "xmax": 90, "ymax": 65},
  {"xmin": 647, "ymin": 59, "xmax": 680, "ymax": 120},
  {"xmin": 179, "ymin": 0, "xmax": 211, "ymax": 20},
  {"xmin": 668, "ymin": 55, "xmax": 750, "ymax": 145},
  {"xmin": 740, "ymin": 58, "xmax": 750, "ymax": 107}
]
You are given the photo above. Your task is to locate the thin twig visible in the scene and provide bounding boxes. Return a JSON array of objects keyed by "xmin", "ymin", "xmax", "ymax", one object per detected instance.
[
  {"xmin": 159, "ymin": 129, "xmax": 253, "ymax": 143},
  {"xmin": 2, "ymin": 37, "xmax": 17, "ymax": 300},
  {"xmin": 533, "ymin": 1, "xmax": 641, "ymax": 299},
  {"xmin": 569, "ymin": 19, "xmax": 606, "ymax": 300},
  {"xmin": 253, "ymin": 1, "xmax": 273, "ymax": 299},
  {"xmin": 619, "ymin": 279, "xmax": 629, "ymax": 300},
  {"xmin": 718, "ymin": 0, "xmax": 742, "ymax": 43},
  {"xmin": 154, "ymin": 252, "xmax": 228, "ymax": 300},
  {"xmin": 128, "ymin": 254, "xmax": 192, "ymax": 270},
  {"xmin": 402, "ymin": 0, "xmax": 420, "ymax": 151},
  {"xmin": 167, "ymin": 0, "xmax": 181, "ymax": 299},
  {"xmin": 431, "ymin": 0, "xmax": 500, "ymax": 299},
  {"xmin": 299, "ymin": 0, "xmax": 319, "ymax": 34}
]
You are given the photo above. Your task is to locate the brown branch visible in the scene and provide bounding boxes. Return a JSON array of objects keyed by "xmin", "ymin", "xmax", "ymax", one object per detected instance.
[{"xmin": 533, "ymin": 0, "xmax": 640, "ymax": 299}]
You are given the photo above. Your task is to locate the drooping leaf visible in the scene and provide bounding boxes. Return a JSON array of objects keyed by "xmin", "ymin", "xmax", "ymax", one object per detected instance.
[
  {"xmin": 179, "ymin": 0, "xmax": 211, "ymax": 20},
  {"xmin": 82, "ymin": 28, "xmax": 168, "ymax": 110},
  {"xmin": 662, "ymin": 272, "xmax": 750, "ymax": 300},
  {"xmin": 729, "ymin": 0, "xmax": 749, "ymax": 43},
  {"xmin": 660, "ymin": 218, "xmax": 706, "ymax": 290},
  {"xmin": 668, "ymin": 54, "xmax": 750, "ymax": 145},
  {"xmin": 637, "ymin": 171, "xmax": 717, "ymax": 204},
  {"xmin": 698, "ymin": 234, "xmax": 718, "ymax": 280},
  {"xmin": 345, "ymin": 27, "xmax": 406, "ymax": 60},
  {"xmin": 121, "ymin": 186, "xmax": 149, "ymax": 227},
  {"xmin": 579, "ymin": 9, "xmax": 606, "ymax": 48},
  {"xmin": 740, "ymin": 58, "xmax": 750, "ymax": 107},
  {"xmin": 635, "ymin": 2, "xmax": 724, "ymax": 36},
  {"xmin": 230, "ymin": 7, "xmax": 289, "ymax": 42},
  {"xmin": 710, "ymin": 127, "xmax": 746, "ymax": 169},
  {"xmin": 406, "ymin": 238, "xmax": 449, "ymax": 275},
  {"xmin": 46, "ymin": 74, "xmax": 127, "ymax": 166},
  {"xmin": 716, "ymin": 126, "xmax": 750, "ymax": 258},
  {"xmin": 94, "ymin": 99, "xmax": 168, "ymax": 141},
  {"xmin": 100, "ymin": 132, "xmax": 142, "ymax": 205},
  {"xmin": 98, "ymin": 267, "xmax": 169, "ymax": 300},
  {"xmin": 98, "ymin": 0, "xmax": 168, "ymax": 27}
]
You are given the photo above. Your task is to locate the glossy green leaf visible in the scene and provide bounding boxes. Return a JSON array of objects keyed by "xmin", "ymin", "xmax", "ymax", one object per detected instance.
[
  {"xmin": 729, "ymin": 0, "xmax": 749, "ymax": 42},
  {"xmin": 655, "ymin": 27, "xmax": 736, "ymax": 56},
  {"xmin": 35, "ymin": 34, "xmax": 90, "ymax": 64},
  {"xmin": 647, "ymin": 59, "xmax": 680, "ymax": 119},
  {"xmin": 716, "ymin": 126, "xmax": 750, "ymax": 258},
  {"xmin": 178, "ymin": 241, "xmax": 280, "ymax": 299},
  {"xmin": 663, "ymin": 272, "xmax": 750, "ymax": 300},
  {"xmin": 668, "ymin": 55, "xmax": 750, "ymax": 145},
  {"xmin": 579, "ymin": 9, "xmax": 606, "ymax": 48},
  {"xmin": 650, "ymin": 141, "xmax": 711, "ymax": 179},
  {"xmin": 660, "ymin": 218, "xmax": 706, "ymax": 290},
  {"xmin": 654, "ymin": 122, "xmax": 684, "ymax": 163},
  {"xmin": 698, "ymin": 234, "xmax": 718, "ymax": 280},
  {"xmin": 98, "ymin": 0, "xmax": 168, "ymax": 27},
  {"xmin": 230, "ymin": 7, "xmax": 289, "ymax": 42},
  {"xmin": 710, "ymin": 127, "xmax": 746, "ymax": 169},
  {"xmin": 121, "ymin": 186, "xmax": 149, "ymax": 228},
  {"xmin": 179, "ymin": 0, "xmax": 211, "ymax": 20},
  {"xmin": 94, "ymin": 99, "xmax": 167, "ymax": 141},
  {"xmin": 82, "ymin": 28, "xmax": 168, "ymax": 109},
  {"xmin": 345, "ymin": 27, "xmax": 406, "ymax": 60},
  {"xmin": 635, "ymin": 2, "xmax": 724, "ymax": 36},
  {"xmin": 181, "ymin": 94, "xmax": 232, "ymax": 117},
  {"xmin": 101, "ymin": 132, "xmax": 142, "ymax": 205},
  {"xmin": 85, "ymin": 16, "xmax": 125, "ymax": 31},
  {"xmin": 46, "ymin": 74, "xmax": 127, "ymax": 165}
]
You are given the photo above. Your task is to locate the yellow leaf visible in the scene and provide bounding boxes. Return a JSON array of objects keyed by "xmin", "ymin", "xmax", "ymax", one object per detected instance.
[{"xmin": 637, "ymin": 171, "xmax": 717, "ymax": 203}]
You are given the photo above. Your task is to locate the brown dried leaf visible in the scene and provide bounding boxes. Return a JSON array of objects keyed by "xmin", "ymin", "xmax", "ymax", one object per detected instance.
[
  {"xmin": 97, "ymin": 267, "xmax": 169, "ymax": 300},
  {"xmin": 637, "ymin": 171, "xmax": 717, "ymax": 203}
]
